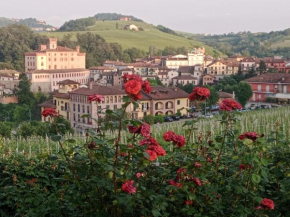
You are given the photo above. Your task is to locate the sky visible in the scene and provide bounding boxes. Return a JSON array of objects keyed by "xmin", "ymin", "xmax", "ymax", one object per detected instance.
[{"xmin": 1, "ymin": 0, "xmax": 290, "ymax": 34}]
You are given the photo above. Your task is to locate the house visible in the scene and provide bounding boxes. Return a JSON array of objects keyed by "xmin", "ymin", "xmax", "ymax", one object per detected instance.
[
  {"xmin": 135, "ymin": 87, "xmax": 189, "ymax": 119},
  {"xmin": 27, "ymin": 68, "xmax": 90, "ymax": 92},
  {"xmin": 172, "ymin": 75, "xmax": 198, "ymax": 86},
  {"xmin": 69, "ymin": 85, "xmax": 131, "ymax": 133},
  {"xmin": 178, "ymin": 65, "xmax": 203, "ymax": 85},
  {"xmin": 124, "ymin": 24, "xmax": 139, "ymax": 31},
  {"xmin": 227, "ymin": 55, "xmax": 245, "ymax": 62},
  {"xmin": 245, "ymin": 73, "xmax": 290, "ymax": 102},
  {"xmin": 240, "ymin": 57, "xmax": 257, "ymax": 71},
  {"xmin": 25, "ymin": 38, "xmax": 86, "ymax": 72},
  {"xmin": 207, "ymin": 60, "xmax": 239, "ymax": 80},
  {"xmin": 162, "ymin": 48, "xmax": 205, "ymax": 70},
  {"xmin": 119, "ymin": 16, "xmax": 132, "ymax": 21},
  {"xmin": 157, "ymin": 70, "xmax": 179, "ymax": 86},
  {"xmin": 217, "ymin": 91, "xmax": 234, "ymax": 103},
  {"xmin": 263, "ymin": 57, "xmax": 286, "ymax": 72},
  {"xmin": 0, "ymin": 70, "xmax": 20, "ymax": 90},
  {"xmin": 203, "ymin": 74, "xmax": 216, "ymax": 85},
  {"xmin": 89, "ymin": 67, "xmax": 117, "ymax": 81}
]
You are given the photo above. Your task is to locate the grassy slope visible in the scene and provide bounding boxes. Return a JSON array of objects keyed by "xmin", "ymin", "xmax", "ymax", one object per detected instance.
[{"xmin": 41, "ymin": 20, "xmax": 220, "ymax": 56}]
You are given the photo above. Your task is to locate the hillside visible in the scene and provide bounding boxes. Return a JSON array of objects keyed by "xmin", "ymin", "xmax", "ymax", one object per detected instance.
[
  {"xmin": 42, "ymin": 20, "xmax": 221, "ymax": 56},
  {"xmin": 0, "ymin": 17, "xmax": 55, "ymax": 30},
  {"xmin": 177, "ymin": 28, "xmax": 290, "ymax": 58}
]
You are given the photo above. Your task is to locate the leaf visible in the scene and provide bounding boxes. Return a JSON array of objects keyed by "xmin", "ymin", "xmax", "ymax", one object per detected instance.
[
  {"xmin": 50, "ymin": 135, "xmax": 62, "ymax": 142},
  {"xmin": 251, "ymin": 174, "xmax": 261, "ymax": 184},
  {"xmin": 143, "ymin": 152, "xmax": 150, "ymax": 160},
  {"xmin": 66, "ymin": 139, "xmax": 76, "ymax": 144},
  {"xmin": 215, "ymin": 136, "xmax": 223, "ymax": 143}
]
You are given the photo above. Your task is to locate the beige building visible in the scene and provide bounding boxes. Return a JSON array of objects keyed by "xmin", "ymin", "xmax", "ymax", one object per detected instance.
[
  {"xmin": 203, "ymin": 74, "xmax": 216, "ymax": 85},
  {"xmin": 158, "ymin": 70, "xmax": 179, "ymax": 86},
  {"xmin": 135, "ymin": 87, "xmax": 189, "ymax": 119},
  {"xmin": 25, "ymin": 38, "xmax": 86, "ymax": 72},
  {"xmin": 27, "ymin": 68, "xmax": 90, "ymax": 92},
  {"xmin": 172, "ymin": 75, "xmax": 198, "ymax": 86},
  {"xmin": 69, "ymin": 85, "xmax": 131, "ymax": 132},
  {"xmin": 162, "ymin": 48, "xmax": 205, "ymax": 70},
  {"xmin": 207, "ymin": 60, "xmax": 239, "ymax": 80}
]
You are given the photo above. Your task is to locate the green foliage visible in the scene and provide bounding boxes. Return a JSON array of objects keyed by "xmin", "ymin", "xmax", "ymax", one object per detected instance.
[
  {"xmin": 94, "ymin": 13, "xmax": 143, "ymax": 22},
  {"xmin": 206, "ymin": 86, "xmax": 219, "ymax": 107},
  {"xmin": 259, "ymin": 60, "xmax": 267, "ymax": 74},
  {"xmin": 157, "ymin": 25, "xmax": 177, "ymax": 36},
  {"xmin": 143, "ymin": 114, "xmax": 155, "ymax": 125},
  {"xmin": 59, "ymin": 17, "xmax": 96, "ymax": 31},
  {"xmin": 178, "ymin": 83, "xmax": 195, "ymax": 94},
  {"xmin": 0, "ymin": 122, "xmax": 12, "ymax": 138},
  {"xmin": 17, "ymin": 122, "xmax": 35, "ymax": 138},
  {"xmin": 235, "ymin": 81, "xmax": 253, "ymax": 107},
  {"xmin": 154, "ymin": 114, "xmax": 164, "ymax": 123},
  {"xmin": 13, "ymin": 105, "xmax": 30, "ymax": 123},
  {"xmin": 0, "ymin": 24, "xmax": 47, "ymax": 71}
]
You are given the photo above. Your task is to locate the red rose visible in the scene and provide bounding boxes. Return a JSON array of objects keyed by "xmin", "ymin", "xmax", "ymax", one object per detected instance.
[
  {"xmin": 128, "ymin": 123, "xmax": 151, "ymax": 138},
  {"xmin": 188, "ymin": 87, "xmax": 210, "ymax": 102},
  {"xmin": 219, "ymin": 99, "xmax": 242, "ymax": 111},
  {"xmin": 88, "ymin": 94, "xmax": 104, "ymax": 103},
  {"xmin": 194, "ymin": 162, "xmax": 202, "ymax": 168},
  {"xmin": 127, "ymin": 125, "xmax": 140, "ymax": 134},
  {"xmin": 239, "ymin": 132, "xmax": 262, "ymax": 141},
  {"xmin": 123, "ymin": 74, "xmax": 143, "ymax": 83},
  {"xmin": 120, "ymin": 152, "xmax": 127, "ymax": 157},
  {"xmin": 140, "ymin": 137, "xmax": 159, "ymax": 146},
  {"xmin": 260, "ymin": 198, "xmax": 274, "ymax": 210},
  {"xmin": 185, "ymin": 200, "xmax": 193, "ymax": 205},
  {"xmin": 163, "ymin": 131, "xmax": 176, "ymax": 141},
  {"xmin": 124, "ymin": 80, "xmax": 142, "ymax": 96},
  {"xmin": 177, "ymin": 168, "xmax": 186, "ymax": 174},
  {"xmin": 239, "ymin": 164, "xmax": 246, "ymax": 170},
  {"xmin": 168, "ymin": 180, "xmax": 183, "ymax": 188},
  {"xmin": 121, "ymin": 180, "xmax": 136, "ymax": 194},
  {"xmin": 88, "ymin": 141, "xmax": 96, "ymax": 150},
  {"xmin": 140, "ymin": 124, "xmax": 151, "ymax": 138},
  {"xmin": 148, "ymin": 145, "xmax": 166, "ymax": 156},
  {"xmin": 142, "ymin": 80, "xmax": 152, "ymax": 94},
  {"xmin": 132, "ymin": 92, "xmax": 142, "ymax": 101},
  {"xmin": 41, "ymin": 108, "xmax": 58, "ymax": 117},
  {"xmin": 145, "ymin": 150, "xmax": 158, "ymax": 161},
  {"xmin": 136, "ymin": 173, "xmax": 141, "ymax": 178},
  {"xmin": 172, "ymin": 135, "xmax": 186, "ymax": 147},
  {"xmin": 191, "ymin": 177, "xmax": 202, "ymax": 187}
]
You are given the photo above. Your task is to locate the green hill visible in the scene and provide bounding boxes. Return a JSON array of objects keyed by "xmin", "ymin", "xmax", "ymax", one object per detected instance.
[{"xmin": 41, "ymin": 20, "xmax": 221, "ymax": 56}]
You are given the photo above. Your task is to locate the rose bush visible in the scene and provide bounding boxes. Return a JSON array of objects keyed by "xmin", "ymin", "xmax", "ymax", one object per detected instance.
[{"xmin": 0, "ymin": 83, "xmax": 290, "ymax": 216}]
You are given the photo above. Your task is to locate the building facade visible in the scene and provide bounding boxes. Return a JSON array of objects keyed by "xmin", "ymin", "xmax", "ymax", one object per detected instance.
[
  {"xmin": 27, "ymin": 68, "xmax": 90, "ymax": 92},
  {"xmin": 25, "ymin": 38, "xmax": 86, "ymax": 72},
  {"xmin": 207, "ymin": 60, "xmax": 239, "ymax": 80},
  {"xmin": 245, "ymin": 73, "xmax": 290, "ymax": 102}
]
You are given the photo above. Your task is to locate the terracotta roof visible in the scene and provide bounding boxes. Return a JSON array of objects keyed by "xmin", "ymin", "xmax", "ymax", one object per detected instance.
[
  {"xmin": 70, "ymin": 85, "xmax": 126, "ymax": 96},
  {"xmin": 53, "ymin": 92, "xmax": 70, "ymax": 99},
  {"xmin": 263, "ymin": 58, "xmax": 285, "ymax": 63},
  {"xmin": 119, "ymin": 68, "xmax": 135, "ymax": 72},
  {"xmin": 244, "ymin": 73, "xmax": 290, "ymax": 83},
  {"xmin": 203, "ymin": 74, "xmax": 216, "ymax": 78},
  {"xmin": 89, "ymin": 67, "xmax": 117, "ymax": 70},
  {"xmin": 31, "ymin": 68, "xmax": 88, "ymax": 74},
  {"xmin": 57, "ymin": 80, "xmax": 80, "ymax": 85},
  {"xmin": 38, "ymin": 99, "xmax": 56, "ymax": 108},
  {"xmin": 141, "ymin": 87, "xmax": 189, "ymax": 100},
  {"xmin": 241, "ymin": 57, "xmax": 256, "ymax": 62},
  {"xmin": 172, "ymin": 75, "xmax": 198, "ymax": 80},
  {"xmin": 0, "ymin": 70, "xmax": 19, "ymax": 76},
  {"xmin": 178, "ymin": 66, "xmax": 195, "ymax": 74},
  {"xmin": 166, "ymin": 58, "xmax": 188, "ymax": 61},
  {"xmin": 218, "ymin": 91, "xmax": 233, "ymax": 98}
]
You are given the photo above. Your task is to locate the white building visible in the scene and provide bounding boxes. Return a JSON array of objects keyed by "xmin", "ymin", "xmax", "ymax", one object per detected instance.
[{"xmin": 27, "ymin": 68, "xmax": 90, "ymax": 92}]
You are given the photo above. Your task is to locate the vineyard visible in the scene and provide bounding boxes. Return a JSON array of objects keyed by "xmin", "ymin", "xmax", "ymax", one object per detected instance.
[{"xmin": 1, "ymin": 107, "xmax": 289, "ymax": 157}]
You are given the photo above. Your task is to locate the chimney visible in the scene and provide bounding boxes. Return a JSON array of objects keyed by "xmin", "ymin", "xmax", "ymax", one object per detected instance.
[{"xmin": 76, "ymin": 46, "xmax": 80, "ymax": 52}]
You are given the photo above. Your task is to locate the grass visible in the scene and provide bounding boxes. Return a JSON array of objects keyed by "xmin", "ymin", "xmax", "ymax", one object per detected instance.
[{"xmin": 41, "ymin": 20, "xmax": 221, "ymax": 56}]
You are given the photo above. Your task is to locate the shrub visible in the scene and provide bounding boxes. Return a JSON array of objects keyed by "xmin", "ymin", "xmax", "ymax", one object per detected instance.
[
  {"xmin": 154, "ymin": 114, "xmax": 164, "ymax": 123},
  {"xmin": 143, "ymin": 114, "xmax": 155, "ymax": 125}
]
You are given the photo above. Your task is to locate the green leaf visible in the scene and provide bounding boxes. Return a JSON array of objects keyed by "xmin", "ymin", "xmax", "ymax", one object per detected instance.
[
  {"xmin": 215, "ymin": 136, "xmax": 223, "ymax": 143},
  {"xmin": 251, "ymin": 174, "xmax": 261, "ymax": 184},
  {"xmin": 143, "ymin": 152, "xmax": 150, "ymax": 160},
  {"xmin": 66, "ymin": 139, "xmax": 76, "ymax": 144},
  {"xmin": 50, "ymin": 135, "xmax": 62, "ymax": 142}
]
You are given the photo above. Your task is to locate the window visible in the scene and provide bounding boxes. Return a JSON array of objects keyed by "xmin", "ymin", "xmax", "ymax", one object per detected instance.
[
  {"xmin": 177, "ymin": 100, "xmax": 180, "ymax": 105},
  {"xmin": 78, "ymin": 104, "xmax": 80, "ymax": 112},
  {"xmin": 257, "ymin": 85, "xmax": 261, "ymax": 91},
  {"xmin": 266, "ymin": 85, "xmax": 270, "ymax": 92}
]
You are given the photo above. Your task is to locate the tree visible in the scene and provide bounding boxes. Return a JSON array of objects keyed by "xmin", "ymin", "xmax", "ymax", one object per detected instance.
[
  {"xmin": 13, "ymin": 105, "xmax": 30, "ymax": 123},
  {"xmin": 177, "ymin": 83, "xmax": 194, "ymax": 94},
  {"xmin": 143, "ymin": 114, "xmax": 155, "ymax": 125},
  {"xmin": 235, "ymin": 81, "xmax": 253, "ymax": 107},
  {"xmin": 0, "ymin": 122, "xmax": 12, "ymax": 138},
  {"xmin": 16, "ymin": 73, "xmax": 35, "ymax": 106},
  {"xmin": 206, "ymin": 86, "xmax": 219, "ymax": 107},
  {"xmin": 259, "ymin": 60, "xmax": 267, "ymax": 74},
  {"xmin": 149, "ymin": 45, "xmax": 158, "ymax": 56}
]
